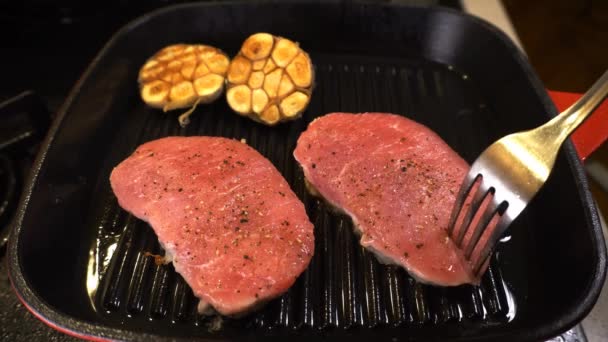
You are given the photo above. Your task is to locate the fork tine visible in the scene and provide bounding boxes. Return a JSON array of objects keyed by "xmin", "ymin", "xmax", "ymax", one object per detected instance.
[
  {"xmin": 462, "ymin": 198, "xmax": 499, "ymax": 260},
  {"xmin": 451, "ymin": 176, "xmax": 492, "ymax": 248},
  {"xmin": 473, "ymin": 213, "xmax": 510, "ymax": 275},
  {"xmin": 447, "ymin": 173, "xmax": 478, "ymax": 237},
  {"xmin": 476, "ymin": 256, "xmax": 492, "ymax": 279}
]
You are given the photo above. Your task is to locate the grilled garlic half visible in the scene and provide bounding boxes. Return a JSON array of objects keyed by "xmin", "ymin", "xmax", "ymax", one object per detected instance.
[
  {"xmin": 138, "ymin": 44, "xmax": 230, "ymax": 126},
  {"xmin": 226, "ymin": 33, "xmax": 314, "ymax": 125}
]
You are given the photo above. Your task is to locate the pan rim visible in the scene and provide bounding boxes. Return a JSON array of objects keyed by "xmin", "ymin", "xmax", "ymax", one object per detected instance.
[{"xmin": 7, "ymin": 1, "xmax": 606, "ymax": 341}]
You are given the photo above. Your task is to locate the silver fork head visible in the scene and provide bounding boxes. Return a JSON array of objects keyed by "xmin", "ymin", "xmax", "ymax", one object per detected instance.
[
  {"xmin": 447, "ymin": 170, "xmax": 510, "ymax": 275},
  {"xmin": 447, "ymin": 68, "xmax": 608, "ymax": 277},
  {"xmin": 447, "ymin": 135, "xmax": 554, "ymax": 275}
]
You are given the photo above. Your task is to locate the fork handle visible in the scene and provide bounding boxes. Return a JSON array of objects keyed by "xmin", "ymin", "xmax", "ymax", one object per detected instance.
[{"xmin": 545, "ymin": 69, "xmax": 608, "ymax": 145}]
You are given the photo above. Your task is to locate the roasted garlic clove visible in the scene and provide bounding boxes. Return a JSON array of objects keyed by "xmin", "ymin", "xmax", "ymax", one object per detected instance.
[
  {"xmin": 138, "ymin": 44, "xmax": 230, "ymax": 126},
  {"xmin": 226, "ymin": 33, "xmax": 314, "ymax": 125}
]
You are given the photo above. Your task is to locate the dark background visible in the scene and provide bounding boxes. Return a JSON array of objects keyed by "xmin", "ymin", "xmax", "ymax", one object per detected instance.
[{"xmin": 502, "ymin": 0, "xmax": 608, "ymax": 228}]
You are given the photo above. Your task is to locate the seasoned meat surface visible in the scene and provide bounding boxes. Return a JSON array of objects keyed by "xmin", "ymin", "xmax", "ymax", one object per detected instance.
[
  {"xmin": 110, "ymin": 136, "xmax": 314, "ymax": 315},
  {"xmin": 294, "ymin": 113, "xmax": 477, "ymax": 286}
]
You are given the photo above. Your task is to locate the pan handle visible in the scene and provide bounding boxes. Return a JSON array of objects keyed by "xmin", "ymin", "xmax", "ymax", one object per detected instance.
[
  {"xmin": 0, "ymin": 154, "xmax": 18, "ymax": 251},
  {"xmin": 0, "ymin": 90, "xmax": 50, "ymax": 251}
]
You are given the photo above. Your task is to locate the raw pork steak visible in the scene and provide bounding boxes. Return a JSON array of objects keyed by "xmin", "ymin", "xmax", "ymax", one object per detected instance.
[
  {"xmin": 110, "ymin": 136, "xmax": 314, "ymax": 316},
  {"xmin": 294, "ymin": 113, "xmax": 477, "ymax": 286}
]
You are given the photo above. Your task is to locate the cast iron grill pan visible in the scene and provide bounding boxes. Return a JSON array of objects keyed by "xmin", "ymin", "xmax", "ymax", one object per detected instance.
[
  {"xmin": 8, "ymin": 2, "xmax": 605, "ymax": 342},
  {"xmin": 90, "ymin": 59, "xmax": 513, "ymax": 335}
]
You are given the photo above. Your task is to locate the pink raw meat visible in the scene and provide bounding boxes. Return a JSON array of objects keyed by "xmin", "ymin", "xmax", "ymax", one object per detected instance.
[
  {"xmin": 293, "ymin": 113, "xmax": 478, "ymax": 286},
  {"xmin": 110, "ymin": 136, "xmax": 314, "ymax": 316}
]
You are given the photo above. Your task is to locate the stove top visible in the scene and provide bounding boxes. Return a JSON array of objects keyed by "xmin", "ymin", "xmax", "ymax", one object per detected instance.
[{"xmin": 0, "ymin": 1, "xmax": 589, "ymax": 341}]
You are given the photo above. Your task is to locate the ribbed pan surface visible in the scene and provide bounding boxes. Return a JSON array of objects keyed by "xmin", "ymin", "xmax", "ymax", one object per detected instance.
[{"xmin": 87, "ymin": 56, "xmax": 515, "ymax": 337}]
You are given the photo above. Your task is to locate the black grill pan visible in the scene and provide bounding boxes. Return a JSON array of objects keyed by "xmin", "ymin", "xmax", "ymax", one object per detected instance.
[{"xmin": 8, "ymin": 1, "xmax": 606, "ymax": 341}]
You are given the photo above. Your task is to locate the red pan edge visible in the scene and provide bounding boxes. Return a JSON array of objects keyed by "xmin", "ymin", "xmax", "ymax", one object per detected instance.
[
  {"xmin": 6, "ymin": 260, "xmax": 111, "ymax": 342},
  {"xmin": 548, "ymin": 89, "xmax": 608, "ymax": 161}
]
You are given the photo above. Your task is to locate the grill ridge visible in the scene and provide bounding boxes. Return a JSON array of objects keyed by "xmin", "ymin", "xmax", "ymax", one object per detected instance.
[{"xmin": 126, "ymin": 223, "xmax": 156, "ymax": 315}]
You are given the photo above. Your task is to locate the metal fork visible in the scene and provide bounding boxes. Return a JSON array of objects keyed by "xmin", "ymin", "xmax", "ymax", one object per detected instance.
[{"xmin": 448, "ymin": 70, "xmax": 608, "ymax": 276}]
